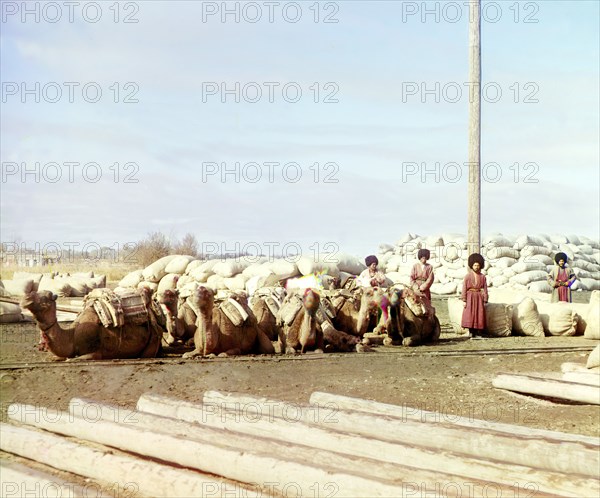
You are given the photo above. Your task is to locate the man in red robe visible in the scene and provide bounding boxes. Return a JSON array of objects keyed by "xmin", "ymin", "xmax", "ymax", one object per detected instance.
[
  {"xmin": 410, "ymin": 248, "xmax": 434, "ymax": 303},
  {"xmin": 461, "ymin": 253, "xmax": 488, "ymax": 337},
  {"xmin": 547, "ymin": 252, "xmax": 576, "ymax": 303}
]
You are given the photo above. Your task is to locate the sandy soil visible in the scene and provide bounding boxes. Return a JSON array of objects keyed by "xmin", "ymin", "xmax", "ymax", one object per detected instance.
[{"xmin": 1, "ymin": 295, "xmax": 598, "ymax": 438}]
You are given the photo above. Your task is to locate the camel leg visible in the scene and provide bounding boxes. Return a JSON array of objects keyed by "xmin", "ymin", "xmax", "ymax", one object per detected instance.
[
  {"xmin": 314, "ymin": 329, "xmax": 324, "ymax": 354},
  {"xmin": 182, "ymin": 349, "xmax": 203, "ymax": 359},
  {"xmin": 220, "ymin": 348, "xmax": 242, "ymax": 357},
  {"xmin": 255, "ymin": 329, "xmax": 276, "ymax": 355}
]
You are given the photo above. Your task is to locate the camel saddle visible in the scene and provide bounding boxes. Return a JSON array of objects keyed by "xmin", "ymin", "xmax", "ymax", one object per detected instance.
[
  {"xmin": 186, "ymin": 292, "xmax": 250, "ymax": 328},
  {"xmin": 251, "ymin": 287, "xmax": 286, "ymax": 318},
  {"xmin": 277, "ymin": 292, "xmax": 304, "ymax": 326},
  {"xmin": 84, "ymin": 288, "xmax": 153, "ymax": 328}
]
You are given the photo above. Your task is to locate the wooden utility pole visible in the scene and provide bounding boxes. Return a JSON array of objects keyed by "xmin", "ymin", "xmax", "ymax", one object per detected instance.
[{"xmin": 467, "ymin": 0, "xmax": 481, "ymax": 254}]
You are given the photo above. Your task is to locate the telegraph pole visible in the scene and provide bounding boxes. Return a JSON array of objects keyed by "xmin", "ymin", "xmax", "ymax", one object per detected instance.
[{"xmin": 467, "ymin": 0, "xmax": 481, "ymax": 254}]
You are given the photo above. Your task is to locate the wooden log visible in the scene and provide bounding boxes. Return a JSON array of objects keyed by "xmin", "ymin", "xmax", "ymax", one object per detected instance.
[
  {"xmin": 8, "ymin": 404, "xmax": 412, "ymax": 498},
  {"xmin": 0, "ymin": 422, "xmax": 255, "ymax": 498},
  {"xmin": 493, "ymin": 373, "xmax": 600, "ymax": 405},
  {"xmin": 137, "ymin": 393, "xmax": 597, "ymax": 497},
  {"xmin": 201, "ymin": 392, "xmax": 599, "ymax": 477},
  {"xmin": 68, "ymin": 398, "xmax": 480, "ymax": 498},
  {"xmin": 562, "ymin": 371, "xmax": 600, "ymax": 387},
  {"xmin": 308, "ymin": 391, "xmax": 598, "ymax": 446},
  {"xmin": 0, "ymin": 459, "xmax": 111, "ymax": 498},
  {"xmin": 561, "ymin": 362, "xmax": 590, "ymax": 373}
]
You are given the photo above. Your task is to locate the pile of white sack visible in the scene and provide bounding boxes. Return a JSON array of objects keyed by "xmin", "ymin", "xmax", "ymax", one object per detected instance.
[
  {"xmin": 447, "ymin": 289, "xmax": 600, "ymax": 340},
  {"xmin": 117, "ymin": 253, "xmax": 368, "ymax": 299},
  {"xmin": 377, "ymin": 233, "xmax": 600, "ymax": 296},
  {"xmin": 0, "ymin": 271, "xmax": 107, "ymax": 299}
]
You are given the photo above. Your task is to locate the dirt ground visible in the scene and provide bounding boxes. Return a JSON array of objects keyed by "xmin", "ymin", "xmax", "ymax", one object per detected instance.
[{"xmin": 1, "ymin": 294, "xmax": 598, "ymax": 439}]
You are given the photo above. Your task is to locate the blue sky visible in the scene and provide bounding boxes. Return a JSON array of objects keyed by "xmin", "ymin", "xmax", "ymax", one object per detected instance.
[{"xmin": 1, "ymin": 0, "xmax": 599, "ymax": 257}]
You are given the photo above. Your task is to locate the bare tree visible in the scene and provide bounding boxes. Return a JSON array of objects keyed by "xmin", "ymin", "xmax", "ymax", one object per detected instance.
[
  {"xmin": 136, "ymin": 231, "xmax": 172, "ymax": 267},
  {"xmin": 173, "ymin": 233, "xmax": 199, "ymax": 257}
]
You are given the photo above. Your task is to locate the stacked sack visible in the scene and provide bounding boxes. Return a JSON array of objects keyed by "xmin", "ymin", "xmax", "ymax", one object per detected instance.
[
  {"xmin": 0, "ymin": 271, "xmax": 106, "ymax": 298},
  {"xmin": 446, "ymin": 289, "xmax": 600, "ymax": 339},
  {"xmin": 117, "ymin": 253, "xmax": 368, "ymax": 299},
  {"xmin": 376, "ymin": 233, "xmax": 600, "ymax": 296}
]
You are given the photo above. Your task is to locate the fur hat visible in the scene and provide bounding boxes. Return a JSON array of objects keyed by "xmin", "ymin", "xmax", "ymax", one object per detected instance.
[
  {"xmin": 467, "ymin": 253, "xmax": 485, "ymax": 269},
  {"xmin": 417, "ymin": 249, "xmax": 431, "ymax": 261},
  {"xmin": 365, "ymin": 255, "xmax": 379, "ymax": 267},
  {"xmin": 554, "ymin": 252, "xmax": 568, "ymax": 264}
]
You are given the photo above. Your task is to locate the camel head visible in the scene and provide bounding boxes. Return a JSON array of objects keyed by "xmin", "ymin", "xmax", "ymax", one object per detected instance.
[
  {"xmin": 159, "ymin": 289, "xmax": 179, "ymax": 314},
  {"xmin": 139, "ymin": 286, "xmax": 154, "ymax": 306},
  {"xmin": 402, "ymin": 287, "xmax": 427, "ymax": 317},
  {"xmin": 190, "ymin": 286, "xmax": 215, "ymax": 313},
  {"xmin": 20, "ymin": 291, "xmax": 57, "ymax": 323},
  {"xmin": 302, "ymin": 288, "xmax": 321, "ymax": 316}
]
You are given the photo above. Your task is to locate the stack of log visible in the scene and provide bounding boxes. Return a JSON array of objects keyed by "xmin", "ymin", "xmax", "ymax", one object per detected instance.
[
  {"xmin": 493, "ymin": 345, "xmax": 600, "ymax": 404},
  {"xmin": 2, "ymin": 391, "xmax": 598, "ymax": 497}
]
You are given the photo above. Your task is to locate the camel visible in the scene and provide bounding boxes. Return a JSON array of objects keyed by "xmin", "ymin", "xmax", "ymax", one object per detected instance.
[
  {"xmin": 329, "ymin": 287, "xmax": 385, "ymax": 338},
  {"xmin": 182, "ymin": 286, "xmax": 275, "ymax": 358},
  {"xmin": 278, "ymin": 289, "xmax": 323, "ymax": 354},
  {"xmin": 21, "ymin": 290, "xmax": 163, "ymax": 360},
  {"xmin": 159, "ymin": 289, "xmax": 196, "ymax": 346},
  {"xmin": 249, "ymin": 287, "xmax": 286, "ymax": 342},
  {"xmin": 381, "ymin": 287, "xmax": 440, "ymax": 347}
]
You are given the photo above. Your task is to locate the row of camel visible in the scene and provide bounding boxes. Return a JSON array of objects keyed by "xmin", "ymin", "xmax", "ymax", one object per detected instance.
[{"xmin": 20, "ymin": 283, "xmax": 441, "ymax": 361}]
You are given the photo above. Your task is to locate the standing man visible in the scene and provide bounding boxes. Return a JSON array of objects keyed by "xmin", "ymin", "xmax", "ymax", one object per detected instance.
[
  {"xmin": 410, "ymin": 248, "xmax": 434, "ymax": 303},
  {"xmin": 547, "ymin": 252, "xmax": 577, "ymax": 303}
]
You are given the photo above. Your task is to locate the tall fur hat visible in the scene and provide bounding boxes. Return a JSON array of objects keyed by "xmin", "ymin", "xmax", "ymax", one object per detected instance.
[
  {"xmin": 365, "ymin": 255, "xmax": 379, "ymax": 267},
  {"xmin": 467, "ymin": 253, "xmax": 485, "ymax": 269},
  {"xmin": 554, "ymin": 252, "xmax": 568, "ymax": 264},
  {"xmin": 417, "ymin": 249, "xmax": 431, "ymax": 261}
]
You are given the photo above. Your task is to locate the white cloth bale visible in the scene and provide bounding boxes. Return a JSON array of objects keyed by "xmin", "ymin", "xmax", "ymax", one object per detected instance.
[
  {"xmin": 441, "ymin": 245, "xmax": 461, "ymax": 262},
  {"xmin": 212, "ymin": 260, "xmax": 249, "ymax": 278},
  {"xmin": 520, "ymin": 245, "xmax": 553, "ymax": 258},
  {"xmin": 385, "ymin": 273, "xmax": 411, "ymax": 286},
  {"xmin": 512, "ymin": 298, "xmax": 544, "ymax": 337},
  {"xmin": 71, "ymin": 271, "xmax": 94, "ymax": 279},
  {"xmin": 396, "ymin": 233, "xmax": 416, "ymax": 245},
  {"xmin": 494, "ymin": 257, "xmax": 518, "ymax": 268},
  {"xmin": 510, "ymin": 270, "xmax": 548, "ymax": 286},
  {"xmin": 268, "ymin": 260, "xmax": 301, "ymax": 280},
  {"xmin": 487, "ymin": 247, "xmax": 520, "ymax": 261},
  {"xmin": 492, "ymin": 275, "xmax": 509, "ymax": 287},
  {"xmin": 536, "ymin": 302, "xmax": 579, "ymax": 336},
  {"xmin": 12, "ymin": 272, "xmax": 44, "ymax": 289},
  {"xmin": 224, "ymin": 274, "xmax": 248, "ymax": 291},
  {"xmin": 573, "ymin": 268, "xmax": 593, "ymax": 279},
  {"xmin": 447, "ymin": 298, "xmax": 468, "ymax": 334},
  {"xmin": 379, "ymin": 243, "xmax": 395, "ymax": 253},
  {"xmin": 184, "ymin": 260, "xmax": 204, "ymax": 275},
  {"xmin": 430, "ymin": 282, "xmax": 457, "ymax": 295},
  {"xmin": 89, "ymin": 275, "xmax": 106, "ymax": 289},
  {"xmin": 178, "ymin": 281, "xmax": 199, "ymax": 299},
  {"xmin": 142, "ymin": 255, "xmax": 178, "ymax": 282},
  {"xmin": 577, "ymin": 244, "xmax": 595, "ymax": 255},
  {"xmin": 557, "ymin": 244, "xmax": 575, "ymax": 261},
  {"xmin": 206, "ymin": 274, "xmax": 226, "ymax": 290},
  {"xmin": 0, "ymin": 302, "xmax": 23, "ymax": 323},
  {"xmin": 447, "ymin": 267, "xmax": 468, "ymax": 280},
  {"xmin": 580, "ymin": 278, "xmax": 600, "ymax": 292},
  {"xmin": 587, "ymin": 345, "xmax": 600, "ymax": 369},
  {"xmin": 580, "ymin": 237, "xmax": 599, "ymax": 250},
  {"xmin": 119, "ymin": 270, "xmax": 144, "ymax": 288},
  {"xmin": 38, "ymin": 276, "xmax": 72, "ymax": 297},
  {"xmin": 482, "ymin": 235, "xmax": 513, "ymax": 247},
  {"xmin": 425, "ymin": 235, "xmax": 444, "ymax": 247},
  {"xmin": 502, "ymin": 268, "xmax": 517, "ymax": 279},
  {"xmin": 188, "ymin": 268, "xmax": 214, "ymax": 283},
  {"xmin": 521, "ymin": 254, "xmax": 553, "ymax": 266},
  {"xmin": 584, "ymin": 291, "xmax": 600, "ymax": 340},
  {"xmin": 1, "ymin": 279, "xmax": 34, "ymax": 297},
  {"xmin": 549, "ymin": 234, "xmax": 569, "ymax": 245},
  {"xmin": 296, "ymin": 256, "xmax": 340, "ymax": 278},
  {"xmin": 511, "ymin": 261, "xmax": 547, "ymax": 273},
  {"xmin": 334, "ymin": 253, "xmax": 367, "ymax": 275},
  {"xmin": 165, "ymin": 255, "xmax": 195, "ymax": 274},
  {"xmin": 514, "ymin": 235, "xmax": 545, "ymax": 250},
  {"xmin": 528, "ymin": 281, "xmax": 553, "ymax": 293},
  {"xmin": 197, "ymin": 259, "xmax": 221, "ymax": 273},
  {"xmin": 573, "ymin": 259, "xmax": 600, "ymax": 273},
  {"xmin": 485, "ymin": 303, "xmax": 513, "ymax": 337},
  {"xmin": 176, "ymin": 275, "xmax": 194, "ymax": 289},
  {"xmin": 64, "ymin": 278, "xmax": 89, "ymax": 297},
  {"xmin": 137, "ymin": 281, "xmax": 158, "ymax": 293},
  {"xmin": 442, "ymin": 233, "xmax": 467, "ymax": 249},
  {"xmin": 242, "ymin": 263, "xmax": 273, "ymax": 279},
  {"xmin": 486, "ymin": 267, "xmax": 503, "ymax": 278},
  {"xmin": 157, "ymin": 274, "xmax": 180, "ymax": 296}
]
